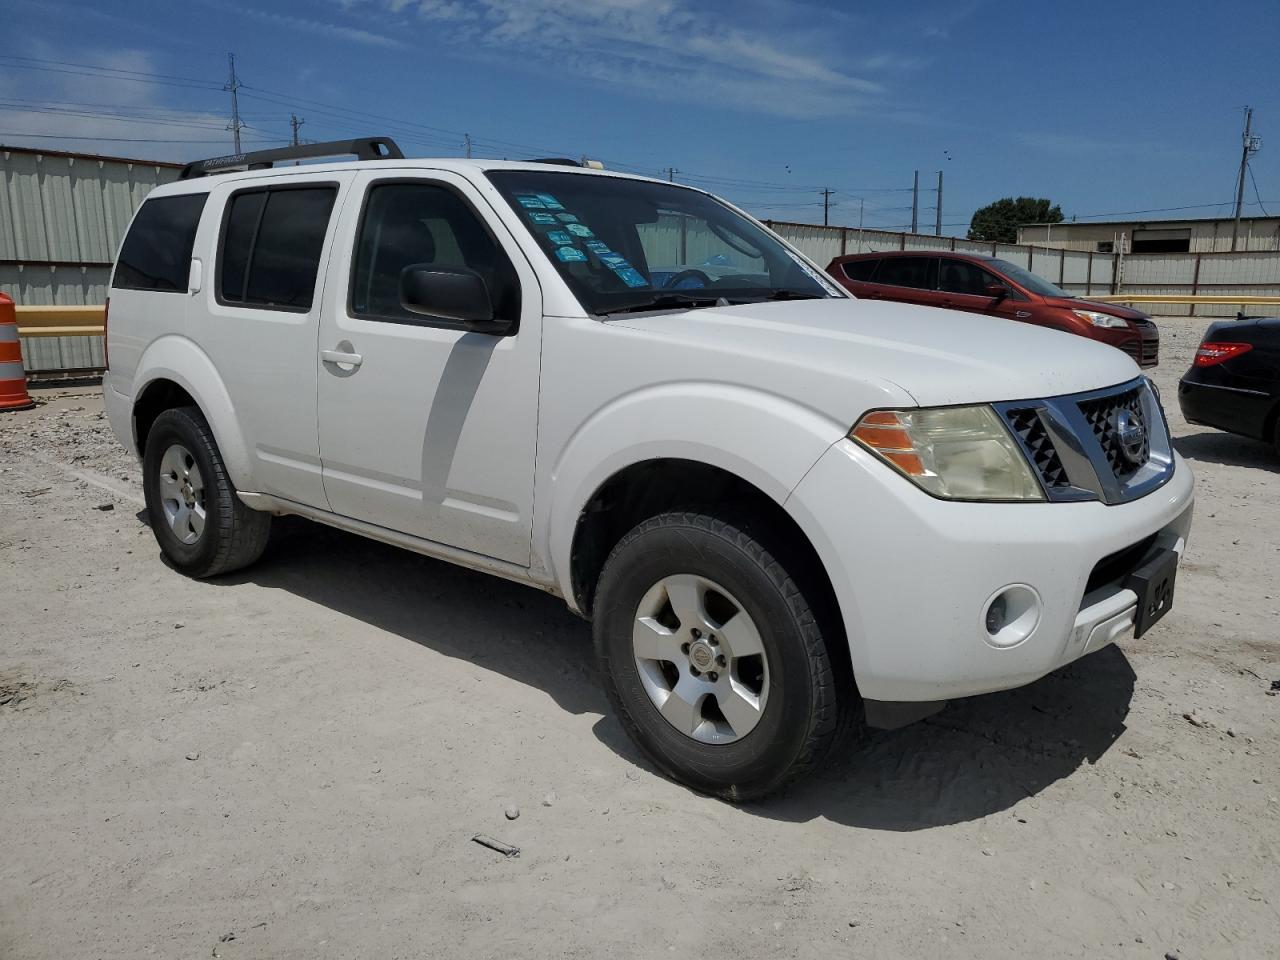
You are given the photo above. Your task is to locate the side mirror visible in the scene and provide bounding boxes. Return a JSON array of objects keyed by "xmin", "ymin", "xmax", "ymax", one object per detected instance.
[
  {"xmin": 985, "ymin": 282, "xmax": 1009, "ymax": 300},
  {"xmin": 399, "ymin": 265, "xmax": 512, "ymax": 335}
]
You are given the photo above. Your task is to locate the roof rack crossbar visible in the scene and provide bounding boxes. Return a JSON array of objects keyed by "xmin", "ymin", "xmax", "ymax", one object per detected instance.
[{"xmin": 178, "ymin": 136, "xmax": 404, "ymax": 179}]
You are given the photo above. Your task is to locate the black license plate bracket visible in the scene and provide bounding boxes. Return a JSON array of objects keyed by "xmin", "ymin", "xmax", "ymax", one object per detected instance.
[{"xmin": 1126, "ymin": 548, "xmax": 1178, "ymax": 638}]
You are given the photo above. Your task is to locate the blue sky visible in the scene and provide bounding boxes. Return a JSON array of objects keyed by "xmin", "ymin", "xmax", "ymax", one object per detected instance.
[{"xmin": 2, "ymin": 0, "xmax": 1278, "ymax": 233}]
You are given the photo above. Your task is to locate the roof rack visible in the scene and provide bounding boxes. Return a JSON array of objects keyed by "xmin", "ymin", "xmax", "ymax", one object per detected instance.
[{"xmin": 178, "ymin": 136, "xmax": 404, "ymax": 179}]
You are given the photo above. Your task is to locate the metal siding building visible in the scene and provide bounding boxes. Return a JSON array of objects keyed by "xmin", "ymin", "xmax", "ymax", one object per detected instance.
[
  {"xmin": 1019, "ymin": 216, "xmax": 1280, "ymax": 254},
  {"xmin": 0, "ymin": 145, "xmax": 181, "ymax": 371}
]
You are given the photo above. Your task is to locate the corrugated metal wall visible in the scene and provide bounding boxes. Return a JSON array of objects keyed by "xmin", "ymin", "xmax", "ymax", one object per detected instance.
[
  {"xmin": 1119, "ymin": 251, "xmax": 1280, "ymax": 316},
  {"xmin": 1, "ymin": 147, "xmax": 181, "ymax": 371}
]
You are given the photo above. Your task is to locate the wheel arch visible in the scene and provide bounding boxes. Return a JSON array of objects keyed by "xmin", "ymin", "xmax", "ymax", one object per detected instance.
[
  {"xmin": 128, "ymin": 336, "xmax": 253, "ymax": 490},
  {"xmin": 566, "ymin": 459, "xmax": 848, "ymax": 674}
]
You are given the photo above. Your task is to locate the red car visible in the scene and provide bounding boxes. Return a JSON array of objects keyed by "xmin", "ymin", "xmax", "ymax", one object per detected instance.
[{"xmin": 827, "ymin": 251, "xmax": 1159, "ymax": 367}]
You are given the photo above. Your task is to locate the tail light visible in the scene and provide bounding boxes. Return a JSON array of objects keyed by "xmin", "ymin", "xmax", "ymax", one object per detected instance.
[
  {"xmin": 1193, "ymin": 341, "xmax": 1251, "ymax": 367},
  {"xmin": 103, "ymin": 298, "xmax": 109, "ymax": 372}
]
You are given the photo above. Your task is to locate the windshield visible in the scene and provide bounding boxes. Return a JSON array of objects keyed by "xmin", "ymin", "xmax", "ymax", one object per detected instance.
[
  {"xmin": 990, "ymin": 259, "xmax": 1069, "ymax": 298},
  {"xmin": 486, "ymin": 170, "xmax": 841, "ymax": 315}
]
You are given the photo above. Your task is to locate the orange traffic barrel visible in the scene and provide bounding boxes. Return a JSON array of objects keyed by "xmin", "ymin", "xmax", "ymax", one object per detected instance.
[{"xmin": 0, "ymin": 293, "xmax": 35, "ymax": 411}]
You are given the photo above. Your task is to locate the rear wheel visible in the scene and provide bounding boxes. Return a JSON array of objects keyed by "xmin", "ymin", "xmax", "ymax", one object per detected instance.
[
  {"xmin": 593, "ymin": 511, "xmax": 850, "ymax": 800},
  {"xmin": 142, "ymin": 406, "xmax": 271, "ymax": 578}
]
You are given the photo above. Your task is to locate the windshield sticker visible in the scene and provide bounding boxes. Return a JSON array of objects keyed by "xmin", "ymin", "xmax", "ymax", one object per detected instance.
[
  {"xmin": 546, "ymin": 230, "xmax": 574, "ymax": 246},
  {"xmin": 584, "ymin": 239, "xmax": 610, "ymax": 254},
  {"xmin": 613, "ymin": 266, "xmax": 649, "ymax": 288},
  {"xmin": 527, "ymin": 211, "xmax": 558, "ymax": 225},
  {"xmin": 784, "ymin": 250, "xmax": 840, "ymax": 295},
  {"xmin": 515, "ymin": 194, "xmax": 546, "ymax": 210},
  {"xmin": 566, "ymin": 223, "xmax": 594, "ymax": 238},
  {"xmin": 555, "ymin": 212, "xmax": 579, "ymax": 223},
  {"xmin": 536, "ymin": 193, "xmax": 564, "ymax": 210},
  {"xmin": 599, "ymin": 253, "xmax": 630, "ymax": 269},
  {"xmin": 555, "ymin": 246, "xmax": 588, "ymax": 263}
]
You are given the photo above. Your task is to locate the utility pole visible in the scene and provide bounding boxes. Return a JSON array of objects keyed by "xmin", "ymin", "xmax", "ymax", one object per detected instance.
[
  {"xmin": 224, "ymin": 52, "xmax": 243, "ymax": 154},
  {"xmin": 289, "ymin": 114, "xmax": 304, "ymax": 146},
  {"xmin": 1231, "ymin": 106, "xmax": 1261, "ymax": 252},
  {"xmin": 911, "ymin": 170, "xmax": 919, "ymax": 234},
  {"xmin": 856, "ymin": 197, "xmax": 865, "ymax": 252},
  {"xmin": 821, "ymin": 187, "xmax": 834, "ymax": 226},
  {"xmin": 665, "ymin": 166, "xmax": 679, "ymax": 182},
  {"xmin": 464, "ymin": 133, "xmax": 472, "ymax": 158},
  {"xmin": 934, "ymin": 170, "xmax": 943, "ymax": 236}
]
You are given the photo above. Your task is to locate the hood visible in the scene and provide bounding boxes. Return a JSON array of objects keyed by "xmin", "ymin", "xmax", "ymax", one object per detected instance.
[
  {"xmin": 1043, "ymin": 295, "xmax": 1149, "ymax": 321},
  {"xmin": 614, "ymin": 297, "xmax": 1141, "ymax": 408}
]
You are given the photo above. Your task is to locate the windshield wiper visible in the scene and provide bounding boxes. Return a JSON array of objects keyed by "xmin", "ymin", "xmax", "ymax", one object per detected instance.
[
  {"xmin": 596, "ymin": 294, "xmax": 726, "ymax": 317},
  {"xmin": 756, "ymin": 289, "xmax": 823, "ymax": 301}
]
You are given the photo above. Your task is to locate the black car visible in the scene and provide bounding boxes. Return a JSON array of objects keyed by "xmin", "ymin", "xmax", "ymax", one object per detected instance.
[{"xmin": 1178, "ymin": 315, "xmax": 1280, "ymax": 452}]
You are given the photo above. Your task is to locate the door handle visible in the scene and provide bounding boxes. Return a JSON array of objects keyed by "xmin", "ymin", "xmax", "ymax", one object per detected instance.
[{"xmin": 321, "ymin": 348, "xmax": 363, "ymax": 367}]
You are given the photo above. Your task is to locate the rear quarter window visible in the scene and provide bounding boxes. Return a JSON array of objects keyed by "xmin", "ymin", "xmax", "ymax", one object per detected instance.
[
  {"xmin": 112, "ymin": 193, "xmax": 208, "ymax": 293},
  {"xmin": 841, "ymin": 259, "xmax": 879, "ymax": 282}
]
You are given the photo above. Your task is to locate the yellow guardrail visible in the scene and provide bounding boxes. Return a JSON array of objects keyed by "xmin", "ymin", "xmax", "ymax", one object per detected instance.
[
  {"xmin": 14, "ymin": 304, "xmax": 106, "ymax": 338},
  {"xmin": 1090, "ymin": 294, "xmax": 1280, "ymax": 306}
]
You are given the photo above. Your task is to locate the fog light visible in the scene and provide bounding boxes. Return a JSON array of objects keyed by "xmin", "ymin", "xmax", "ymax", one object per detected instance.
[{"xmin": 982, "ymin": 585, "xmax": 1042, "ymax": 649}]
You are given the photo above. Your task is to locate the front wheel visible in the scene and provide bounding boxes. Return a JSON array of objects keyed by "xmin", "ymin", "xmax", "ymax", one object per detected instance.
[
  {"xmin": 593, "ymin": 511, "xmax": 850, "ymax": 800},
  {"xmin": 142, "ymin": 406, "xmax": 271, "ymax": 578}
]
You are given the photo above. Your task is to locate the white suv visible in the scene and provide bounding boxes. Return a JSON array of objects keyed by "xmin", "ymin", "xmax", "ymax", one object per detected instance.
[{"xmin": 104, "ymin": 138, "xmax": 1193, "ymax": 799}]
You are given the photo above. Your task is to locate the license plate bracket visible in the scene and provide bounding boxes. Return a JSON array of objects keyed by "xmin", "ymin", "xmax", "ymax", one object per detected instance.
[{"xmin": 1126, "ymin": 548, "xmax": 1178, "ymax": 638}]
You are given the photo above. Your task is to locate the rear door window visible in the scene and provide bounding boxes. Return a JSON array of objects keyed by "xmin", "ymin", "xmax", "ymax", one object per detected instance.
[
  {"xmin": 112, "ymin": 193, "xmax": 208, "ymax": 293},
  {"xmin": 219, "ymin": 186, "xmax": 337, "ymax": 311},
  {"xmin": 875, "ymin": 256, "xmax": 937, "ymax": 290},
  {"xmin": 841, "ymin": 259, "xmax": 879, "ymax": 282}
]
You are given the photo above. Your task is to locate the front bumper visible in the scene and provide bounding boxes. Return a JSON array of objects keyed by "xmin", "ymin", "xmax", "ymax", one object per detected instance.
[{"xmin": 785, "ymin": 439, "xmax": 1194, "ymax": 703}]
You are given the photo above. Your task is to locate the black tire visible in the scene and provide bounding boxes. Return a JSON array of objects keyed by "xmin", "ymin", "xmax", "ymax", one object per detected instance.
[
  {"xmin": 141, "ymin": 406, "xmax": 271, "ymax": 578},
  {"xmin": 593, "ymin": 511, "xmax": 851, "ymax": 801}
]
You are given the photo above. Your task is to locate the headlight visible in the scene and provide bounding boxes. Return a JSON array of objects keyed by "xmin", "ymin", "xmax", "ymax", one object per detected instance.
[
  {"xmin": 1072, "ymin": 309, "xmax": 1129, "ymax": 329},
  {"xmin": 850, "ymin": 405, "xmax": 1044, "ymax": 501}
]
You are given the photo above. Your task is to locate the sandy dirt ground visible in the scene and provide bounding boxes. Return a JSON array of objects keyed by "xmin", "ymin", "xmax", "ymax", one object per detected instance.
[{"xmin": 2, "ymin": 315, "xmax": 1278, "ymax": 960}]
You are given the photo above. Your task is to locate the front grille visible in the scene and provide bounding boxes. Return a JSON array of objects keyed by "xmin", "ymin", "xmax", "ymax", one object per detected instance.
[
  {"xmin": 1119, "ymin": 336, "xmax": 1159, "ymax": 367},
  {"xmin": 1005, "ymin": 407, "xmax": 1071, "ymax": 489},
  {"xmin": 994, "ymin": 377, "xmax": 1173, "ymax": 505},
  {"xmin": 1077, "ymin": 385, "xmax": 1150, "ymax": 480}
]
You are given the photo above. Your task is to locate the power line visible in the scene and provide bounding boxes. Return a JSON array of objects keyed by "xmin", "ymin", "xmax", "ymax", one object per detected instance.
[
  {"xmin": 0, "ymin": 54, "xmax": 221, "ymax": 87},
  {"xmin": 1247, "ymin": 164, "xmax": 1270, "ymax": 217},
  {"xmin": 0, "ymin": 58, "xmax": 221, "ymax": 91},
  {"xmin": 0, "ymin": 132, "xmax": 281, "ymax": 144}
]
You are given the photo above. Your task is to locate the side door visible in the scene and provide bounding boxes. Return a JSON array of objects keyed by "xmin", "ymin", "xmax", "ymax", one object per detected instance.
[
  {"xmin": 865, "ymin": 256, "xmax": 939, "ymax": 306},
  {"xmin": 198, "ymin": 172, "xmax": 354, "ymax": 509},
  {"xmin": 936, "ymin": 257, "xmax": 1028, "ymax": 321},
  {"xmin": 316, "ymin": 171, "xmax": 542, "ymax": 565}
]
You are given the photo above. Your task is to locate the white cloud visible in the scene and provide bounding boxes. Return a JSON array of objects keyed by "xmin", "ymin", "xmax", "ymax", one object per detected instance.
[
  {"xmin": 341, "ymin": 0, "xmax": 902, "ymax": 118},
  {"xmin": 224, "ymin": 4, "xmax": 404, "ymax": 49}
]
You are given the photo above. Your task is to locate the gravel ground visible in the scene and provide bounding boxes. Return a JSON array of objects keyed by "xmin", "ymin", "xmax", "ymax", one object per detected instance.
[{"xmin": 2, "ymin": 315, "xmax": 1277, "ymax": 960}]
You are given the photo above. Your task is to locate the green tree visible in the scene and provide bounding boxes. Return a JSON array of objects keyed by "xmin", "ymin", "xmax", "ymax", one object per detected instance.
[{"xmin": 968, "ymin": 197, "xmax": 1063, "ymax": 244}]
